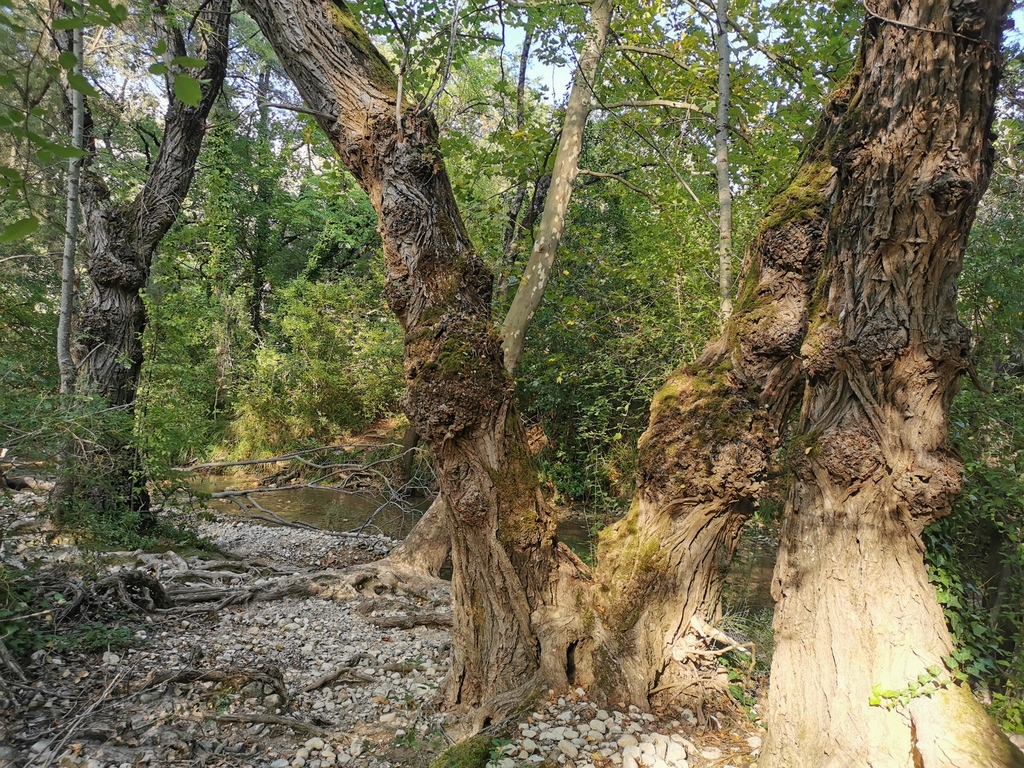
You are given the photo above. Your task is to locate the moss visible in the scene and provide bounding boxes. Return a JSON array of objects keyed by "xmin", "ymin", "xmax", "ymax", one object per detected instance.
[
  {"xmin": 429, "ymin": 732, "xmax": 493, "ymax": 768},
  {"xmin": 761, "ymin": 160, "xmax": 834, "ymax": 231},
  {"xmin": 326, "ymin": 0, "xmax": 398, "ymax": 89}
]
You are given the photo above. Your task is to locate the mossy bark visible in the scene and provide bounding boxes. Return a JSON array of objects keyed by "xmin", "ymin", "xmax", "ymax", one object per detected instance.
[{"xmin": 240, "ymin": 0, "xmax": 592, "ymax": 731}]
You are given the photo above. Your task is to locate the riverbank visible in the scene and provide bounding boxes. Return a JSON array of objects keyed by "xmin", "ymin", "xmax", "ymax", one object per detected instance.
[{"xmin": 0, "ymin": 490, "xmax": 765, "ymax": 768}]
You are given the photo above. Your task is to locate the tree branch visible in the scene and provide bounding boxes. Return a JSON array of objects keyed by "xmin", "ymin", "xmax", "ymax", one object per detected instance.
[{"xmin": 577, "ymin": 169, "xmax": 654, "ymax": 200}]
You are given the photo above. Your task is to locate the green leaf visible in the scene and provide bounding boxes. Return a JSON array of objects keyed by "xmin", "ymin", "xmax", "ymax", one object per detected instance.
[
  {"xmin": 67, "ymin": 72, "xmax": 99, "ymax": 97},
  {"xmin": 173, "ymin": 74, "xmax": 202, "ymax": 106},
  {"xmin": 0, "ymin": 216, "xmax": 39, "ymax": 242},
  {"xmin": 52, "ymin": 17, "xmax": 87, "ymax": 30},
  {"xmin": 46, "ymin": 144, "xmax": 87, "ymax": 159},
  {"xmin": 154, "ymin": 39, "xmax": 167, "ymax": 56},
  {"xmin": 58, "ymin": 51, "xmax": 78, "ymax": 69},
  {"xmin": 149, "ymin": 62, "xmax": 168, "ymax": 76},
  {"xmin": 170, "ymin": 55, "xmax": 208, "ymax": 69}
]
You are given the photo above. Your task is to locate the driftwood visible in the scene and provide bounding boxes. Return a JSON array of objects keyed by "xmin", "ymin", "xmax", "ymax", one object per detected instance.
[
  {"xmin": 135, "ymin": 664, "xmax": 288, "ymax": 703},
  {"xmin": 3, "ymin": 476, "xmax": 55, "ymax": 491}
]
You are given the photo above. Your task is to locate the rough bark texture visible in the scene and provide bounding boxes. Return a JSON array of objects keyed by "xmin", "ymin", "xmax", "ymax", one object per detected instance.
[
  {"xmin": 240, "ymin": 0, "xmax": 591, "ymax": 731},
  {"xmin": 590, "ymin": 125, "xmax": 835, "ymax": 703},
  {"xmin": 67, "ymin": 1, "xmax": 230, "ymax": 406},
  {"xmin": 761, "ymin": 2, "xmax": 1021, "ymax": 765},
  {"xmin": 50, "ymin": 0, "xmax": 230, "ymax": 519}
]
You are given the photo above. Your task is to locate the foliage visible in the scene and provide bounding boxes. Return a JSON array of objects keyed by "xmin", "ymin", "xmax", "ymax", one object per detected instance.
[{"xmin": 227, "ymin": 274, "xmax": 403, "ymax": 457}]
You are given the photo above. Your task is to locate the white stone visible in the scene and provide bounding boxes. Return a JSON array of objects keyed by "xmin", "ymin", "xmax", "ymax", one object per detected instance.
[
  {"xmin": 296, "ymin": 749, "xmax": 310, "ymax": 760},
  {"xmin": 563, "ymin": 729, "xmax": 579, "ymax": 740},
  {"xmin": 522, "ymin": 739, "xmax": 538, "ymax": 754},
  {"xmin": 271, "ymin": 760, "xmax": 290, "ymax": 768},
  {"xmin": 746, "ymin": 736, "xmax": 762, "ymax": 751},
  {"xmin": 558, "ymin": 741, "xmax": 579, "ymax": 759},
  {"xmin": 380, "ymin": 712, "xmax": 398, "ymax": 723},
  {"xmin": 589, "ymin": 719, "xmax": 607, "ymax": 735},
  {"xmin": 651, "ymin": 734, "xmax": 670, "ymax": 759},
  {"xmin": 498, "ymin": 759, "xmax": 516, "ymax": 768},
  {"xmin": 596, "ymin": 710, "xmax": 610, "ymax": 721},
  {"xmin": 700, "ymin": 748, "xmax": 722, "ymax": 760},
  {"xmin": 617, "ymin": 735, "xmax": 639, "ymax": 749},
  {"xmin": 622, "ymin": 754, "xmax": 638, "ymax": 768},
  {"xmin": 665, "ymin": 741, "xmax": 687, "ymax": 765}
]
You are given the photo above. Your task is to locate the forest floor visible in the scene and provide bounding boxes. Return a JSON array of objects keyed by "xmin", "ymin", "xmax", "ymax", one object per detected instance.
[{"xmin": 0, "ymin": 488, "xmax": 766, "ymax": 768}]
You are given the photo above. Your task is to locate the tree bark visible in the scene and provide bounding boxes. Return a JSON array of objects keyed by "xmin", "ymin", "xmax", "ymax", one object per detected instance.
[
  {"xmin": 590, "ymin": 121, "xmax": 835, "ymax": 702},
  {"xmin": 57, "ymin": 24, "xmax": 84, "ymax": 396},
  {"xmin": 760, "ymin": 1, "xmax": 1021, "ymax": 765},
  {"xmin": 500, "ymin": 0, "xmax": 612, "ymax": 373}
]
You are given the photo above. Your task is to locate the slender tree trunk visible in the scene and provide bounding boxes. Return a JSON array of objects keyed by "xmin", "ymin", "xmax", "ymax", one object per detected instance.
[
  {"xmin": 761, "ymin": 1, "xmax": 1021, "ymax": 765},
  {"xmin": 714, "ymin": 0, "xmax": 733, "ymax": 325},
  {"xmin": 57, "ymin": 25, "xmax": 84, "ymax": 396},
  {"xmin": 501, "ymin": 0, "xmax": 612, "ymax": 373},
  {"xmin": 249, "ymin": 69, "xmax": 274, "ymax": 339}
]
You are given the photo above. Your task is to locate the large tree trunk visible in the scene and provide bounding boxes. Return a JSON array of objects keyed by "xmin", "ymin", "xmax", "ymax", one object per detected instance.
[
  {"xmin": 761, "ymin": 1, "xmax": 1022, "ymax": 765},
  {"xmin": 51, "ymin": 0, "xmax": 230, "ymax": 520},
  {"xmin": 590, "ymin": 125, "xmax": 835, "ymax": 702},
  {"xmin": 240, "ymin": 0, "xmax": 591, "ymax": 730}
]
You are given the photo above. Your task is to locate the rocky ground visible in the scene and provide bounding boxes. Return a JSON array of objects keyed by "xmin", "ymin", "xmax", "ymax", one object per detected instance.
[{"xmin": 0, "ymin": 489, "xmax": 765, "ymax": 768}]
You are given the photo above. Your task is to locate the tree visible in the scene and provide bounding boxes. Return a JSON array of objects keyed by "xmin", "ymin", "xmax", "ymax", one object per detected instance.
[
  {"xmin": 760, "ymin": 1, "xmax": 1021, "ymax": 763},
  {"xmin": 50, "ymin": 0, "xmax": 230, "ymax": 519},
  {"xmin": 241, "ymin": 0, "xmax": 1022, "ymax": 759}
]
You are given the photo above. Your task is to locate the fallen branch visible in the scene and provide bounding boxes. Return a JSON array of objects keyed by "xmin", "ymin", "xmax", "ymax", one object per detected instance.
[
  {"xmin": 367, "ymin": 611, "xmax": 452, "ymax": 629},
  {"xmin": 302, "ymin": 667, "xmax": 374, "ymax": 692},
  {"xmin": 212, "ymin": 712, "xmax": 326, "ymax": 736}
]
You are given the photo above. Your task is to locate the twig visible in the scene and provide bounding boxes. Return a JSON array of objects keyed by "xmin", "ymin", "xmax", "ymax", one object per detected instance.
[{"xmin": 32, "ymin": 667, "xmax": 128, "ymax": 768}]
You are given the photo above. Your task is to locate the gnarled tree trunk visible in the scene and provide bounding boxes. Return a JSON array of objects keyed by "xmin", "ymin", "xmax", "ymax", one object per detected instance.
[
  {"xmin": 51, "ymin": 0, "xmax": 230, "ymax": 520},
  {"xmin": 239, "ymin": 0, "xmax": 592, "ymax": 731},
  {"xmin": 761, "ymin": 1, "xmax": 1022, "ymax": 765}
]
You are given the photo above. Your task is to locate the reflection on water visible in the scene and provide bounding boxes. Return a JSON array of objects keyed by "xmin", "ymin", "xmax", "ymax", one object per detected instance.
[
  {"xmin": 190, "ymin": 476, "xmax": 432, "ymax": 539},
  {"xmin": 192, "ymin": 475, "xmax": 597, "ymax": 552}
]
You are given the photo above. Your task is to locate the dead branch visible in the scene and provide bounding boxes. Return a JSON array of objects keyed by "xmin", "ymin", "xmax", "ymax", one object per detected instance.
[
  {"xmin": 212, "ymin": 712, "xmax": 326, "ymax": 736},
  {"xmin": 302, "ymin": 666, "xmax": 374, "ymax": 692},
  {"xmin": 366, "ymin": 612, "xmax": 452, "ymax": 629},
  {"xmin": 135, "ymin": 664, "xmax": 288, "ymax": 702}
]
